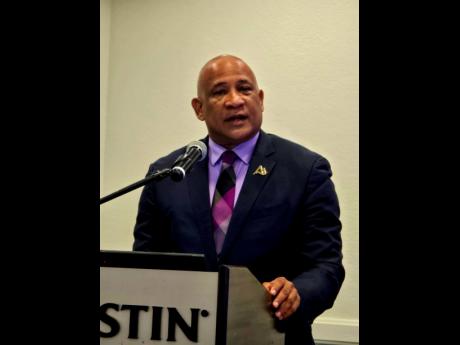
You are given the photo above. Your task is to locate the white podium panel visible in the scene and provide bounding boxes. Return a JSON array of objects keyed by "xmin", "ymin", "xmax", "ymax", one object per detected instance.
[{"xmin": 100, "ymin": 267, "xmax": 218, "ymax": 344}]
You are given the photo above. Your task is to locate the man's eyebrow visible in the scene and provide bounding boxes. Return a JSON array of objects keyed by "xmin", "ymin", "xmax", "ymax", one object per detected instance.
[
  {"xmin": 210, "ymin": 82, "xmax": 227, "ymax": 89},
  {"xmin": 209, "ymin": 79, "xmax": 254, "ymax": 92},
  {"xmin": 236, "ymin": 79, "xmax": 253, "ymax": 85}
]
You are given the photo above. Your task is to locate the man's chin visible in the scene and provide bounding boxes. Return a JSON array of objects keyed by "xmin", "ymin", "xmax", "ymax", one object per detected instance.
[
  {"xmin": 227, "ymin": 129, "xmax": 258, "ymax": 145},
  {"xmin": 210, "ymin": 127, "xmax": 259, "ymax": 148}
]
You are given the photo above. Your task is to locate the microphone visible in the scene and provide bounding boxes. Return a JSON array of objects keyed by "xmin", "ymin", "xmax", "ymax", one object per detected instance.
[{"xmin": 170, "ymin": 141, "xmax": 207, "ymax": 181}]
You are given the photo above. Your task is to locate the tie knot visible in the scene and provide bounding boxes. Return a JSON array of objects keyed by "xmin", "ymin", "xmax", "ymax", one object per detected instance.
[{"xmin": 221, "ymin": 150, "xmax": 237, "ymax": 165}]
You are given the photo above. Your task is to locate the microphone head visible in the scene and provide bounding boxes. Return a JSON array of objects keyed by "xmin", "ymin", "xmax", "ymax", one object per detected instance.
[
  {"xmin": 170, "ymin": 140, "xmax": 208, "ymax": 182},
  {"xmin": 186, "ymin": 140, "xmax": 207, "ymax": 161}
]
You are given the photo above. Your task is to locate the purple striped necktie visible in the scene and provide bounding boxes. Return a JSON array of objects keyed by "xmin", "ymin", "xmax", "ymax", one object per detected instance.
[{"xmin": 212, "ymin": 150, "xmax": 237, "ymax": 255}]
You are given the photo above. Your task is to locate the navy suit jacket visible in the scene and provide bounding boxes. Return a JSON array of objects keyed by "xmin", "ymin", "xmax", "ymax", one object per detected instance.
[{"xmin": 133, "ymin": 131, "xmax": 345, "ymax": 345}]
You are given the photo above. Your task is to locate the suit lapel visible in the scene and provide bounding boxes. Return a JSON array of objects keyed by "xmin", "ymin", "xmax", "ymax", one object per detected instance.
[
  {"xmin": 219, "ymin": 132, "xmax": 276, "ymax": 258},
  {"xmin": 186, "ymin": 139, "xmax": 219, "ymax": 265}
]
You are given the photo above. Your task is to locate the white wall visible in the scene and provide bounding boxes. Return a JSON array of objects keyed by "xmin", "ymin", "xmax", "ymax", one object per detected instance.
[
  {"xmin": 100, "ymin": 0, "xmax": 358, "ymax": 342},
  {"xmin": 100, "ymin": 0, "xmax": 111, "ymax": 193}
]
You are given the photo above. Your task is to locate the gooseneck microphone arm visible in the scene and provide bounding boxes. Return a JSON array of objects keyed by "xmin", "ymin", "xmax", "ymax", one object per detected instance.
[
  {"xmin": 99, "ymin": 168, "xmax": 172, "ymax": 205},
  {"xmin": 99, "ymin": 140, "xmax": 208, "ymax": 205}
]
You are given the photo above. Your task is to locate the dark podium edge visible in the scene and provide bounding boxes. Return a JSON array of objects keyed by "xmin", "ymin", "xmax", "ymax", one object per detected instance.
[{"xmin": 100, "ymin": 249, "xmax": 210, "ymax": 271}]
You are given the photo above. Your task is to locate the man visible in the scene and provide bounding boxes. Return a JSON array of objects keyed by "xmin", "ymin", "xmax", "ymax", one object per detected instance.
[{"xmin": 133, "ymin": 55, "xmax": 344, "ymax": 345}]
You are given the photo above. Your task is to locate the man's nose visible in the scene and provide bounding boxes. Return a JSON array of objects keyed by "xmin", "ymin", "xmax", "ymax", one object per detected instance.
[{"xmin": 224, "ymin": 90, "xmax": 244, "ymax": 108}]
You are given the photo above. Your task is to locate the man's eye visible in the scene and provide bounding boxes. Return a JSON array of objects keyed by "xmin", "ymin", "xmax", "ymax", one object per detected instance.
[
  {"xmin": 212, "ymin": 89, "xmax": 226, "ymax": 96},
  {"xmin": 240, "ymin": 86, "xmax": 253, "ymax": 93}
]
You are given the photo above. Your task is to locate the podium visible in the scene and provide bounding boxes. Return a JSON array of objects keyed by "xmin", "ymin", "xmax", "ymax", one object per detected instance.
[{"xmin": 100, "ymin": 250, "xmax": 284, "ymax": 345}]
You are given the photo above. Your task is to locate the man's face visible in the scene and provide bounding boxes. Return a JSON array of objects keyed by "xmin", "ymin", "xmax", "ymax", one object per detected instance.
[{"xmin": 192, "ymin": 57, "xmax": 264, "ymax": 148}]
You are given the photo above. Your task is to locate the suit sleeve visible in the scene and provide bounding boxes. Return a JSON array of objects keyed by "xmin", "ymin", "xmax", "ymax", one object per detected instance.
[
  {"xmin": 292, "ymin": 156, "xmax": 345, "ymax": 323},
  {"xmin": 132, "ymin": 164, "xmax": 172, "ymax": 252}
]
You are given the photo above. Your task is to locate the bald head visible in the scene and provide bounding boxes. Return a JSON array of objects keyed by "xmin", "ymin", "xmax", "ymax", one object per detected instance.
[
  {"xmin": 196, "ymin": 55, "xmax": 260, "ymax": 98},
  {"xmin": 191, "ymin": 54, "xmax": 264, "ymax": 148}
]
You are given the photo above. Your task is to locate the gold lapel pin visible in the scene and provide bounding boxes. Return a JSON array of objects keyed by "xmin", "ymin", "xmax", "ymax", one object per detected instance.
[{"xmin": 253, "ymin": 165, "xmax": 268, "ymax": 176}]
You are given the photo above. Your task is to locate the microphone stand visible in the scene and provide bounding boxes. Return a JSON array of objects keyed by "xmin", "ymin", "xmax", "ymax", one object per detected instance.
[{"xmin": 99, "ymin": 168, "xmax": 172, "ymax": 205}]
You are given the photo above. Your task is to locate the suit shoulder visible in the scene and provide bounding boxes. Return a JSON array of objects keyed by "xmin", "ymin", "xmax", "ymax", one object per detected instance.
[
  {"xmin": 265, "ymin": 132, "xmax": 335, "ymax": 184},
  {"xmin": 266, "ymin": 133, "xmax": 325, "ymax": 163}
]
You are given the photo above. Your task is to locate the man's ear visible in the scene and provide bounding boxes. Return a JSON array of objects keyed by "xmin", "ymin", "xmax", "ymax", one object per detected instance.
[
  {"xmin": 258, "ymin": 89, "xmax": 264, "ymax": 112},
  {"xmin": 191, "ymin": 98, "xmax": 204, "ymax": 120}
]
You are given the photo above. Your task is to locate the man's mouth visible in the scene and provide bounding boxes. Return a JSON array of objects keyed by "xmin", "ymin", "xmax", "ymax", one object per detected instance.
[{"xmin": 225, "ymin": 114, "xmax": 248, "ymax": 122}]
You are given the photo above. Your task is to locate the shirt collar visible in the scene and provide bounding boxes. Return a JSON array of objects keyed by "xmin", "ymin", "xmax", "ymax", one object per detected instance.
[{"xmin": 209, "ymin": 131, "xmax": 260, "ymax": 166}]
